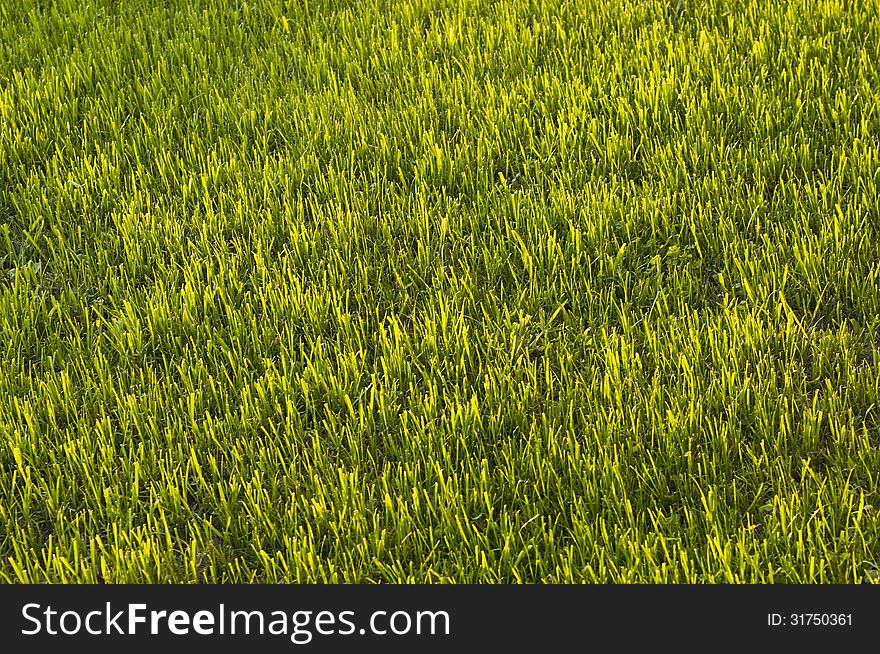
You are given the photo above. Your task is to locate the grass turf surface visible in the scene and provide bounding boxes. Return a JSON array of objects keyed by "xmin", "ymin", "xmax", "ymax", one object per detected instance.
[{"xmin": 1, "ymin": 0, "xmax": 880, "ymax": 583}]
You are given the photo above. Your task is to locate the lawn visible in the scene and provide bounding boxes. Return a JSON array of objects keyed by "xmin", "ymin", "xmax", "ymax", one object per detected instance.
[{"xmin": 1, "ymin": 0, "xmax": 879, "ymax": 583}]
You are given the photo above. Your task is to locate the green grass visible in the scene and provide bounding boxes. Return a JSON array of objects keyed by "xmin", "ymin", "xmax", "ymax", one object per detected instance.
[{"xmin": 1, "ymin": 0, "xmax": 879, "ymax": 583}]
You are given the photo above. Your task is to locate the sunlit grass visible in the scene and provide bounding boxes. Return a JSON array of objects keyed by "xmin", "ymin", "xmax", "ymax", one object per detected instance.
[{"xmin": 1, "ymin": 0, "xmax": 879, "ymax": 583}]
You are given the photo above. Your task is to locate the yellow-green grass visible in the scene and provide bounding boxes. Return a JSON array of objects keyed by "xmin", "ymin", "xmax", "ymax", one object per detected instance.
[{"xmin": 1, "ymin": 0, "xmax": 879, "ymax": 582}]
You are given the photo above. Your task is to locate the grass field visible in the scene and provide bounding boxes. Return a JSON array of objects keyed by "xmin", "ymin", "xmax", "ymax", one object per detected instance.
[{"xmin": 1, "ymin": 0, "xmax": 879, "ymax": 583}]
